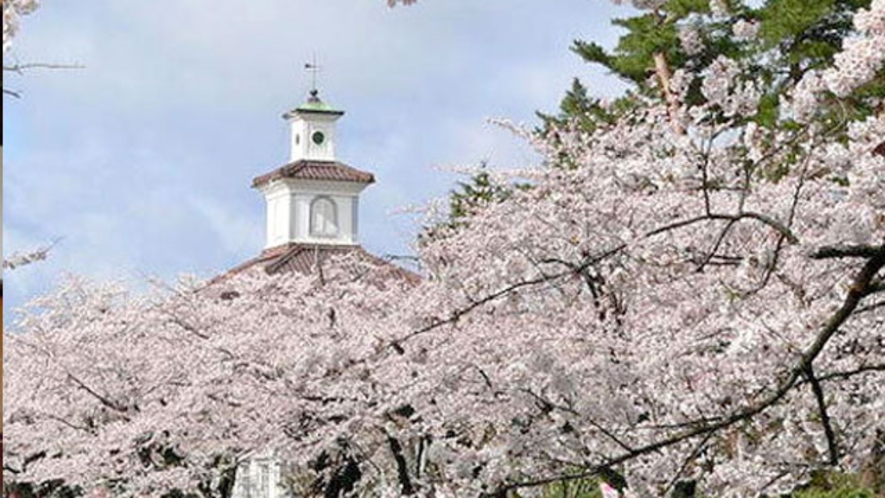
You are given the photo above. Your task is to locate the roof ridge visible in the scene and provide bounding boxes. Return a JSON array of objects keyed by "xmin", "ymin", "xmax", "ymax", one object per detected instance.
[
  {"xmin": 212, "ymin": 244, "xmax": 420, "ymax": 286},
  {"xmin": 264, "ymin": 245, "xmax": 308, "ymax": 274},
  {"xmin": 252, "ymin": 160, "xmax": 375, "ymax": 188}
]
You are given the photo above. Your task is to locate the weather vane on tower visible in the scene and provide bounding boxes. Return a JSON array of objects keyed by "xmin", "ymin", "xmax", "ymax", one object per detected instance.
[{"xmin": 304, "ymin": 53, "xmax": 322, "ymax": 99}]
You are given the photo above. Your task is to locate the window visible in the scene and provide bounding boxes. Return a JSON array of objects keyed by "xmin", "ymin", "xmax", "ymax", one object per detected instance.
[
  {"xmin": 233, "ymin": 465, "xmax": 251, "ymax": 497},
  {"xmin": 310, "ymin": 196, "xmax": 338, "ymax": 237},
  {"xmin": 232, "ymin": 458, "xmax": 278, "ymax": 498},
  {"xmin": 257, "ymin": 461, "xmax": 270, "ymax": 498}
]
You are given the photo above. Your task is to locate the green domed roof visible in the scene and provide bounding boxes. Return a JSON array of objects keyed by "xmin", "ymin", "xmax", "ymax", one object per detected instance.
[{"xmin": 286, "ymin": 89, "xmax": 344, "ymax": 117}]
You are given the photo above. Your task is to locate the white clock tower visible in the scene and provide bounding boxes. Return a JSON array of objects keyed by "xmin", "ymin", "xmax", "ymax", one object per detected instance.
[
  {"xmin": 285, "ymin": 89, "xmax": 342, "ymax": 162},
  {"xmin": 252, "ymin": 89, "xmax": 375, "ymax": 251}
]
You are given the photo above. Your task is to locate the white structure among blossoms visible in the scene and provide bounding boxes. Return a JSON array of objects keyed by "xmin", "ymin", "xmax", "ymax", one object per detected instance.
[
  {"xmin": 228, "ymin": 89, "xmax": 414, "ymax": 498},
  {"xmin": 253, "ymin": 89, "xmax": 375, "ymax": 250},
  {"xmin": 223, "ymin": 88, "xmax": 413, "ymax": 282},
  {"xmin": 232, "ymin": 451, "xmax": 285, "ymax": 498}
]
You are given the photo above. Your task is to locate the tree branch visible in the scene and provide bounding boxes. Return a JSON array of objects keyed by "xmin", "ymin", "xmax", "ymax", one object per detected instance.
[
  {"xmin": 810, "ymin": 244, "xmax": 885, "ymax": 260},
  {"xmin": 804, "ymin": 363, "xmax": 839, "ymax": 465},
  {"xmin": 3, "ymin": 62, "xmax": 85, "ymax": 73},
  {"xmin": 808, "ymin": 363, "xmax": 885, "ymax": 383},
  {"xmin": 66, "ymin": 373, "xmax": 130, "ymax": 415},
  {"xmin": 646, "ymin": 212, "xmax": 798, "ymax": 244}
]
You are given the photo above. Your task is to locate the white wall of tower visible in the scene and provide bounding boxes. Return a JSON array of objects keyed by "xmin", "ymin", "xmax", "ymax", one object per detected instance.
[
  {"xmin": 260, "ymin": 180, "xmax": 364, "ymax": 248},
  {"xmin": 288, "ymin": 114, "xmax": 338, "ymax": 162}
]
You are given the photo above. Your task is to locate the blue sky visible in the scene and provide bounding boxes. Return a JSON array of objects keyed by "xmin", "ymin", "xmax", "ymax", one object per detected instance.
[{"xmin": 3, "ymin": 0, "xmax": 630, "ymax": 323}]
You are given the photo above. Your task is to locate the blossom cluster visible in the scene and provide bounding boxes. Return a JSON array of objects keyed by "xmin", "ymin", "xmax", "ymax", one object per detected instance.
[
  {"xmin": 786, "ymin": 0, "xmax": 885, "ymax": 108},
  {"xmin": 2, "ymin": 0, "xmax": 39, "ymax": 55}
]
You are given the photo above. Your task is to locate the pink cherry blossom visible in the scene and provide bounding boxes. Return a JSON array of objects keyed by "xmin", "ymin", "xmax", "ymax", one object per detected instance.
[
  {"xmin": 2, "ymin": 0, "xmax": 39, "ymax": 55},
  {"xmin": 5, "ymin": 1, "xmax": 885, "ymax": 496}
]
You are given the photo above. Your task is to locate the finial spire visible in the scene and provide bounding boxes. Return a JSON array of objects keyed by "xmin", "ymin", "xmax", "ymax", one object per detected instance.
[{"xmin": 304, "ymin": 53, "xmax": 322, "ymax": 97}]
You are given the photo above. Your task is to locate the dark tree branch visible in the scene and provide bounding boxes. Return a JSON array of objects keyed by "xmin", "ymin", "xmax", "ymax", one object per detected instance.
[
  {"xmin": 867, "ymin": 278, "xmax": 884, "ymax": 295},
  {"xmin": 855, "ymin": 299, "xmax": 885, "ymax": 315},
  {"xmin": 520, "ymin": 388, "xmax": 635, "ymax": 453},
  {"xmin": 66, "ymin": 373, "xmax": 130, "ymax": 415},
  {"xmin": 386, "ymin": 433, "xmax": 415, "ymax": 495},
  {"xmin": 809, "ymin": 363, "xmax": 885, "ymax": 383},
  {"xmin": 663, "ymin": 432, "xmax": 713, "ymax": 497},
  {"xmin": 165, "ymin": 315, "xmax": 210, "ymax": 340},
  {"xmin": 810, "ymin": 244, "xmax": 885, "ymax": 260},
  {"xmin": 804, "ymin": 363, "xmax": 839, "ymax": 465},
  {"xmin": 4, "ymin": 62, "xmax": 85, "ymax": 100},
  {"xmin": 695, "ymin": 219, "xmax": 737, "ymax": 272},
  {"xmin": 646, "ymin": 212, "xmax": 798, "ymax": 244},
  {"xmin": 393, "ymin": 271, "xmax": 562, "ymax": 348},
  {"xmin": 4, "ymin": 62, "xmax": 84, "ymax": 73}
]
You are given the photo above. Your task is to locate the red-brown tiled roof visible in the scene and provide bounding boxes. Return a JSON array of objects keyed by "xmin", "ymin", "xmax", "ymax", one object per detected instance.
[
  {"xmin": 252, "ymin": 160, "xmax": 375, "ymax": 188},
  {"xmin": 215, "ymin": 243, "xmax": 421, "ymax": 286},
  {"xmin": 265, "ymin": 243, "xmax": 359, "ymax": 275}
]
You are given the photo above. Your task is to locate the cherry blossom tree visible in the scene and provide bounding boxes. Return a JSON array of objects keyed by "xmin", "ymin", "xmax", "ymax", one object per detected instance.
[
  {"xmin": 4, "ymin": 0, "xmax": 80, "ymax": 100},
  {"xmin": 2, "ymin": 0, "xmax": 39, "ymax": 56},
  {"xmin": 5, "ymin": 0, "xmax": 885, "ymax": 497},
  {"xmin": 3, "ymin": 0, "xmax": 40, "ymax": 97},
  {"xmin": 3, "ymin": 0, "xmax": 62, "ymax": 274},
  {"xmin": 1, "ymin": 0, "xmax": 42, "ymax": 486}
]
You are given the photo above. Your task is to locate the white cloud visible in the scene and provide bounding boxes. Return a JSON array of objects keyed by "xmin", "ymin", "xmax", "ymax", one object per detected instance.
[{"xmin": 188, "ymin": 195, "xmax": 263, "ymax": 257}]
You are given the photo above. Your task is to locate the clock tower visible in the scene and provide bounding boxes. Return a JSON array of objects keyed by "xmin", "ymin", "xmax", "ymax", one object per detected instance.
[
  {"xmin": 284, "ymin": 89, "xmax": 342, "ymax": 162},
  {"xmin": 251, "ymin": 89, "xmax": 375, "ymax": 250}
]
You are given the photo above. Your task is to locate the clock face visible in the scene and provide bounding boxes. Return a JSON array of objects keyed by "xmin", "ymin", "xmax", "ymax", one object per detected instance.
[{"xmin": 311, "ymin": 131, "xmax": 325, "ymax": 146}]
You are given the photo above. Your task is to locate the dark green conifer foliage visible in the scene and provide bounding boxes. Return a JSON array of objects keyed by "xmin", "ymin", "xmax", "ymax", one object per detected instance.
[
  {"xmin": 546, "ymin": 0, "xmax": 882, "ymax": 132},
  {"xmin": 434, "ymin": 0, "xmax": 883, "ymax": 237}
]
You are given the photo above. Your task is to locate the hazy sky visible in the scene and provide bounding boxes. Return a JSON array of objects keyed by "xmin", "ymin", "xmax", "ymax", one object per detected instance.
[{"xmin": 3, "ymin": 0, "xmax": 630, "ymax": 323}]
